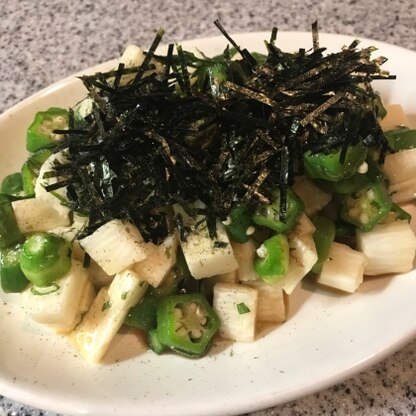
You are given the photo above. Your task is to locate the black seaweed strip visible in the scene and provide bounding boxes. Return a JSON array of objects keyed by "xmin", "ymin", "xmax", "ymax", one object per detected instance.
[
  {"xmin": 114, "ymin": 63, "xmax": 125, "ymax": 89},
  {"xmin": 163, "ymin": 44, "xmax": 175, "ymax": 80},
  {"xmin": 133, "ymin": 29, "xmax": 165, "ymax": 84},
  {"xmin": 270, "ymin": 27, "xmax": 278, "ymax": 45},
  {"xmin": 213, "ymin": 20, "xmax": 257, "ymax": 69},
  {"xmin": 176, "ymin": 44, "xmax": 192, "ymax": 96},
  {"xmin": 312, "ymin": 21, "xmax": 319, "ymax": 51}
]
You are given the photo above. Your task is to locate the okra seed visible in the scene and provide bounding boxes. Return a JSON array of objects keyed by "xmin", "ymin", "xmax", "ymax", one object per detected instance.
[
  {"xmin": 256, "ymin": 244, "xmax": 267, "ymax": 259},
  {"xmin": 357, "ymin": 162, "xmax": 368, "ymax": 174},
  {"xmin": 348, "ymin": 207, "xmax": 360, "ymax": 219},
  {"xmin": 190, "ymin": 328, "xmax": 202, "ymax": 339},
  {"xmin": 246, "ymin": 226, "xmax": 255, "ymax": 235},
  {"xmin": 366, "ymin": 189, "xmax": 375, "ymax": 200},
  {"xmin": 360, "ymin": 213, "xmax": 369, "ymax": 224},
  {"xmin": 174, "ymin": 307, "xmax": 183, "ymax": 319},
  {"xmin": 222, "ymin": 216, "xmax": 232, "ymax": 225}
]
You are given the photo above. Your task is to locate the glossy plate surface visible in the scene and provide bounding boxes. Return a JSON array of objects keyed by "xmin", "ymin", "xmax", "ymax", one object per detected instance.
[{"xmin": 0, "ymin": 32, "xmax": 415, "ymax": 416}]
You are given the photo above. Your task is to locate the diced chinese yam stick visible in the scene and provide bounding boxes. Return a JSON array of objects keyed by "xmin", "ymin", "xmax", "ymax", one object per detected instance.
[
  {"xmin": 134, "ymin": 233, "xmax": 178, "ymax": 287},
  {"xmin": 231, "ymin": 239, "xmax": 260, "ymax": 282},
  {"xmin": 246, "ymin": 280, "xmax": 286, "ymax": 324},
  {"xmin": 51, "ymin": 279, "xmax": 96, "ymax": 334},
  {"xmin": 280, "ymin": 232, "xmax": 317, "ymax": 295},
  {"xmin": 34, "ymin": 151, "xmax": 71, "ymax": 218},
  {"xmin": 70, "ymin": 269, "xmax": 148, "ymax": 363},
  {"xmin": 213, "ymin": 282, "xmax": 258, "ymax": 342},
  {"xmin": 293, "ymin": 176, "xmax": 332, "ymax": 217},
  {"xmin": 357, "ymin": 220, "xmax": 416, "ymax": 275},
  {"xmin": 173, "ymin": 204, "xmax": 238, "ymax": 279},
  {"xmin": 383, "ymin": 148, "xmax": 416, "ymax": 185},
  {"xmin": 12, "ymin": 198, "xmax": 70, "ymax": 233},
  {"xmin": 80, "ymin": 219, "xmax": 155, "ymax": 275},
  {"xmin": 21, "ymin": 260, "xmax": 89, "ymax": 327},
  {"xmin": 317, "ymin": 242, "xmax": 366, "ymax": 293},
  {"xmin": 389, "ymin": 176, "xmax": 416, "ymax": 203}
]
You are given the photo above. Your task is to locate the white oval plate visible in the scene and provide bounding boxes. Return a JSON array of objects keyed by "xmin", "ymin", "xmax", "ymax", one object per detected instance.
[{"xmin": 0, "ymin": 32, "xmax": 415, "ymax": 416}]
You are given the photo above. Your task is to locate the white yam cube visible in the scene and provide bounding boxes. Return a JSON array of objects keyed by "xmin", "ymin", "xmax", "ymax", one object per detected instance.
[
  {"xmin": 119, "ymin": 44, "xmax": 144, "ymax": 67},
  {"xmin": 118, "ymin": 44, "xmax": 163, "ymax": 85},
  {"xmin": 317, "ymin": 242, "xmax": 366, "ymax": 293},
  {"xmin": 379, "ymin": 104, "xmax": 408, "ymax": 131},
  {"xmin": 80, "ymin": 219, "xmax": 155, "ymax": 275},
  {"xmin": 134, "ymin": 233, "xmax": 178, "ymax": 287},
  {"xmin": 51, "ymin": 279, "xmax": 96, "ymax": 334},
  {"xmin": 231, "ymin": 239, "xmax": 260, "ymax": 282},
  {"xmin": 246, "ymin": 280, "xmax": 286, "ymax": 324},
  {"xmin": 357, "ymin": 220, "xmax": 416, "ymax": 275},
  {"xmin": 389, "ymin": 176, "xmax": 416, "ymax": 203},
  {"xmin": 21, "ymin": 260, "xmax": 89, "ymax": 327},
  {"xmin": 293, "ymin": 176, "xmax": 332, "ymax": 217},
  {"xmin": 74, "ymin": 97, "xmax": 94, "ymax": 119},
  {"xmin": 383, "ymin": 148, "xmax": 416, "ymax": 185},
  {"xmin": 173, "ymin": 204, "xmax": 238, "ymax": 279},
  {"xmin": 213, "ymin": 282, "xmax": 258, "ymax": 342},
  {"xmin": 35, "ymin": 151, "xmax": 71, "ymax": 218},
  {"xmin": 292, "ymin": 213, "xmax": 316, "ymax": 237},
  {"xmin": 70, "ymin": 269, "xmax": 148, "ymax": 363},
  {"xmin": 12, "ymin": 198, "xmax": 70, "ymax": 233},
  {"xmin": 280, "ymin": 232, "xmax": 318, "ymax": 295}
]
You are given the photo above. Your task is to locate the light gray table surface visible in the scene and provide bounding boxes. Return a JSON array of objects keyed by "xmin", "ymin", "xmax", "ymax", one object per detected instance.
[{"xmin": 1, "ymin": 0, "xmax": 415, "ymax": 415}]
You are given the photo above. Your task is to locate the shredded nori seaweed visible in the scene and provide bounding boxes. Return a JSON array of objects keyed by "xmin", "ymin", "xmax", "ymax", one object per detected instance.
[{"xmin": 51, "ymin": 22, "xmax": 394, "ymax": 242}]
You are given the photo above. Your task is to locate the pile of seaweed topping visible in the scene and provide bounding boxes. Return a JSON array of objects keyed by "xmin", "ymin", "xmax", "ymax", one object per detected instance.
[{"xmin": 50, "ymin": 22, "xmax": 394, "ymax": 242}]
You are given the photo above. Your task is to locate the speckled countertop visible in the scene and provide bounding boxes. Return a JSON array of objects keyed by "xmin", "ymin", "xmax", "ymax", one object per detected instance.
[{"xmin": 0, "ymin": 1, "xmax": 415, "ymax": 415}]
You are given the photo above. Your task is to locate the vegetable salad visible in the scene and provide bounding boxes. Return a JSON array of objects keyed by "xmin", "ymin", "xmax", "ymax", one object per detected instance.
[{"xmin": 1, "ymin": 25, "xmax": 416, "ymax": 363}]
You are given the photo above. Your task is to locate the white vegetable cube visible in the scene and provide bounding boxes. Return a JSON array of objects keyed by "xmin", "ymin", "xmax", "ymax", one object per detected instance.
[
  {"xmin": 294, "ymin": 213, "xmax": 316, "ymax": 236},
  {"xmin": 35, "ymin": 151, "xmax": 71, "ymax": 218},
  {"xmin": 21, "ymin": 260, "xmax": 89, "ymax": 327},
  {"xmin": 213, "ymin": 282, "xmax": 258, "ymax": 342},
  {"xmin": 383, "ymin": 148, "xmax": 416, "ymax": 185},
  {"xmin": 119, "ymin": 44, "xmax": 145, "ymax": 67},
  {"xmin": 118, "ymin": 44, "xmax": 163, "ymax": 84},
  {"xmin": 246, "ymin": 280, "xmax": 286, "ymax": 324},
  {"xmin": 232, "ymin": 239, "xmax": 260, "ymax": 282},
  {"xmin": 74, "ymin": 97, "xmax": 94, "ymax": 119},
  {"xmin": 134, "ymin": 233, "xmax": 178, "ymax": 287},
  {"xmin": 317, "ymin": 242, "xmax": 366, "ymax": 293},
  {"xmin": 80, "ymin": 219, "xmax": 155, "ymax": 275},
  {"xmin": 173, "ymin": 204, "xmax": 238, "ymax": 279},
  {"xmin": 70, "ymin": 269, "xmax": 148, "ymax": 363},
  {"xmin": 357, "ymin": 220, "xmax": 416, "ymax": 275},
  {"xmin": 12, "ymin": 198, "xmax": 70, "ymax": 233},
  {"xmin": 389, "ymin": 177, "xmax": 416, "ymax": 204},
  {"xmin": 52, "ymin": 279, "xmax": 96, "ymax": 334},
  {"xmin": 280, "ymin": 232, "xmax": 318, "ymax": 295},
  {"xmin": 292, "ymin": 176, "xmax": 332, "ymax": 217}
]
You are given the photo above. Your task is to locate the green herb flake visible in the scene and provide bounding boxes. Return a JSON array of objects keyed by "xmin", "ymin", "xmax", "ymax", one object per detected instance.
[
  {"xmin": 164, "ymin": 246, "xmax": 171, "ymax": 259},
  {"xmin": 102, "ymin": 301, "xmax": 112, "ymax": 311},
  {"xmin": 121, "ymin": 291, "xmax": 129, "ymax": 300},
  {"xmin": 237, "ymin": 302, "xmax": 250, "ymax": 314}
]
